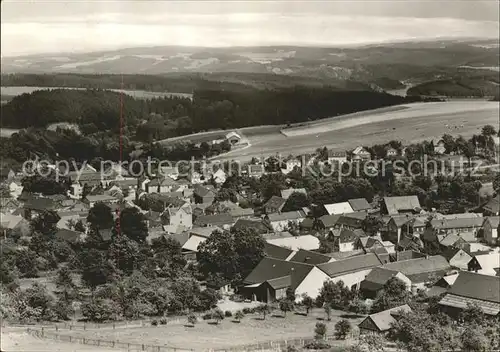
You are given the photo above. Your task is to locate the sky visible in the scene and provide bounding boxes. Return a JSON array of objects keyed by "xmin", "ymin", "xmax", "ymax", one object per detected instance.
[{"xmin": 1, "ymin": 1, "xmax": 499, "ymax": 56}]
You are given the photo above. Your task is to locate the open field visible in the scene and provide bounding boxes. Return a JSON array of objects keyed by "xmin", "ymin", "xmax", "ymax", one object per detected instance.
[
  {"xmin": 52, "ymin": 308, "xmax": 364, "ymax": 351},
  {"xmin": 214, "ymin": 101, "xmax": 499, "ymax": 162},
  {"xmin": 0, "ymin": 86, "xmax": 192, "ymax": 100},
  {"xmin": 1, "ymin": 329, "xmax": 119, "ymax": 352}
]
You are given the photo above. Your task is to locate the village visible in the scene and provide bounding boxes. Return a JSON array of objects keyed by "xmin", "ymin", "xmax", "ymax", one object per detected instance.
[{"xmin": 1, "ymin": 125, "xmax": 499, "ymax": 352}]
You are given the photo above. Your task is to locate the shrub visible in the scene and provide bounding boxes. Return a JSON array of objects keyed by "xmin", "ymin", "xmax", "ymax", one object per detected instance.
[
  {"xmin": 202, "ymin": 313, "xmax": 212, "ymax": 320},
  {"xmin": 334, "ymin": 319, "xmax": 351, "ymax": 340},
  {"xmin": 211, "ymin": 308, "xmax": 225, "ymax": 324},
  {"xmin": 314, "ymin": 322, "xmax": 327, "ymax": 340},
  {"xmin": 242, "ymin": 307, "xmax": 251, "ymax": 314},
  {"xmin": 151, "ymin": 319, "xmax": 158, "ymax": 326},
  {"xmin": 304, "ymin": 340, "xmax": 331, "ymax": 350},
  {"xmin": 234, "ymin": 310, "xmax": 244, "ymax": 322},
  {"xmin": 187, "ymin": 313, "xmax": 197, "ymax": 326},
  {"xmin": 159, "ymin": 318, "xmax": 168, "ymax": 325},
  {"xmin": 224, "ymin": 310, "xmax": 232, "ymax": 317}
]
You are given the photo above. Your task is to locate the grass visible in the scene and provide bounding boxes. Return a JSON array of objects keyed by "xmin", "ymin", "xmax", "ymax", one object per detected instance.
[{"xmin": 52, "ymin": 308, "xmax": 364, "ymax": 351}]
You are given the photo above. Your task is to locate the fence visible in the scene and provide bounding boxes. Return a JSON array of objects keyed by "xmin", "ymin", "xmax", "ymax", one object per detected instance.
[{"xmin": 27, "ymin": 327, "xmax": 193, "ymax": 352}]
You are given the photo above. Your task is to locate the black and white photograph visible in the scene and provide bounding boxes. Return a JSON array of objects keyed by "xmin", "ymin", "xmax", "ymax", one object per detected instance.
[{"xmin": 0, "ymin": 1, "xmax": 499, "ymax": 351}]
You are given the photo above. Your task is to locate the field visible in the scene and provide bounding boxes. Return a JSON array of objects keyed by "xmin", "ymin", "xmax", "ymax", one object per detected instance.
[
  {"xmin": 51, "ymin": 308, "xmax": 363, "ymax": 351},
  {"xmin": 214, "ymin": 100, "xmax": 499, "ymax": 162},
  {"xmin": 0, "ymin": 86, "xmax": 193, "ymax": 100}
]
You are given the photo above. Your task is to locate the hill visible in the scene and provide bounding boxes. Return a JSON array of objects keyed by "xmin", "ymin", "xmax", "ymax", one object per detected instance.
[{"xmin": 407, "ymin": 74, "xmax": 500, "ymax": 98}]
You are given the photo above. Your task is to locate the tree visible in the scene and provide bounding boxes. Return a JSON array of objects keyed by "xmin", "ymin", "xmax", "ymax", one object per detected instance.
[
  {"xmin": 334, "ymin": 319, "xmax": 351, "ymax": 340},
  {"xmin": 30, "ymin": 210, "xmax": 60, "ymax": 237},
  {"xmin": 108, "ymin": 234, "xmax": 140, "ymax": 274},
  {"xmin": 211, "ymin": 308, "xmax": 224, "ymax": 325},
  {"xmin": 302, "ymin": 294, "xmax": 314, "ymax": 315},
  {"xmin": 257, "ymin": 304, "xmax": 271, "ymax": 320},
  {"xmin": 361, "ymin": 215, "xmax": 384, "ymax": 236},
  {"xmin": 234, "ymin": 310, "xmax": 244, "ymax": 322},
  {"xmin": 481, "ymin": 124, "xmax": 497, "ymax": 137},
  {"xmin": 461, "ymin": 325, "xmax": 490, "ymax": 352},
  {"xmin": 55, "ymin": 267, "xmax": 76, "ymax": 301},
  {"xmin": 81, "ymin": 299, "xmax": 119, "ymax": 322},
  {"xmin": 87, "ymin": 202, "xmax": 114, "ymax": 229},
  {"xmin": 117, "ymin": 208, "xmax": 148, "ymax": 243},
  {"xmin": 79, "ymin": 248, "xmax": 114, "ymax": 292},
  {"xmin": 282, "ymin": 192, "xmax": 310, "ymax": 212},
  {"xmin": 324, "ymin": 304, "xmax": 332, "ymax": 321},
  {"xmin": 314, "ymin": 322, "xmax": 327, "ymax": 340},
  {"xmin": 371, "ymin": 277, "xmax": 410, "ymax": 313},
  {"xmin": 441, "ymin": 134, "xmax": 456, "ymax": 154},
  {"xmin": 318, "ymin": 280, "xmax": 352, "ymax": 310},
  {"xmin": 359, "ymin": 334, "xmax": 386, "ymax": 352},
  {"xmin": 460, "ymin": 302, "xmax": 486, "ymax": 326},
  {"xmin": 187, "ymin": 313, "xmax": 197, "ymax": 327},
  {"xmin": 279, "ymin": 299, "xmax": 294, "ymax": 317},
  {"xmin": 14, "ymin": 249, "xmax": 39, "ymax": 277}
]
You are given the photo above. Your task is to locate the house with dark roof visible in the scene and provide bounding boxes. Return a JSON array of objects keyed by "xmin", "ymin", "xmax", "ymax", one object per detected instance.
[
  {"xmin": 348, "ymin": 198, "xmax": 371, "ymax": 212},
  {"xmin": 427, "ymin": 272, "xmax": 459, "ymax": 297},
  {"xmin": 193, "ymin": 185, "xmax": 215, "ymax": 204},
  {"xmin": 468, "ymin": 252, "xmax": 500, "ymax": 276},
  {"xmin": 381, "ymin": 196, "xmax": 421, "ymax": 216},
  {"xmin": 146, "ymin": 177, "xmax": 179, "ymax": 194},
  {"xmin": 430, "ymin": 217, "xmax": 484, "ymax": 236},
  {"xmin": 247, "ymin": 164, "xmax": 265, "ymax": 178},
  {"xmin": 266, "ymin": 234, "xmax": 320, "ymax": 251},
  {"xmin": 439, "ymin": 271, "xmax": 500, "ymax": 316},
  {"xmin": 331, "ymin": 228, "xmax": 363, "ymax": 252},
  {"xmin": 350, "ymin": 146, "xmax": 371, "ymax": 161},
  {"xmin": 482, "ymin": 216, "xmax": 499, "ymax": 245},
  {"xmin": 288, "ymin": 249, "xmax": 334, "ymax": 265},
  {"xmin": 229, "ymin": 206, "xmax": 254, "ymax": 220},
  {"xmin": 23, "ymin": 197, "xmax": 56, "ymax": 218},
  {"xmin": 54, "ymin": 229, "xmax": 83, "ymax": 244},
  {"xmin": 483, "ymin": 195, "xmax": 499, "ymax": 216},
  {"xmin": 281, "ymin": 188, "xmax": 307, "ymax": 200},
  {"xmin": 241, "ymin": 257, "xmax": 315, "ymax": 302},
  {"xmin": 264, "ymin": 242, "xmax": 295, "ymax": 261},
  {"xmin": 389, "ymin": 250, "xmax": 427, "ymax": 262},
  {"xmin": 360, "ymin": 267, "xmax": 411, "ymax": 298},
  {"xmin": 334, "ymin": 212, "xmax": 367, "ymax": 230},
  {"xmin": 382, "ymin": 255, "xmax": 451, "ymax": 289},
  {"xmin": 233, "ymin": 218, "xmax": 272, "ymax": 234},
  {"xmin": 358, "ymin": 305, "xmax": 412, "ymax": 334},
  {"xmin": 264, "ymin": 196, "xmax": 286, "ymax": 214},
  {"xmin": 193, "ymin": 213, "xmax": 234, "ymax": 229},
  {"xmin": 442, "ymin": 248, "xmax": 473, "ymax": 270},
  {"xmin": 317, "ymin": 214, "xmax": 341, "ymax": 231}
]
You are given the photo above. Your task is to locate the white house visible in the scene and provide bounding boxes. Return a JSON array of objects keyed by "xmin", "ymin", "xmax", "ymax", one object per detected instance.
[
  {"xmin": 468, "ymin": 252, "xmax": 500, "ymax": 276},
  {"xmin": 327, "ymin": 151, "xmax": 347, "ymax": 166},
  {"xmin": 267, "ymin": 210, "xmax": 306, "ymax": 232},
  {"xmin": 282, "ymin": 158, "xmax": 301, "ymax": 174},
  {"xmin": 226, "ymin": 131, "xmax": 242, "ymax": 145},
  {"xmin": 164, "ymin": 203, "xmax": 193, "ymax": 229},
  {"xmin": 84, "ymin": 194, "xmax": 119, "ymax": 208},
  {"xmin": 266, "ymin": 234, "xmax": 320, "ymax": 251},
  {"xmin": 212, "ymin": 169, "xmax": 227, "ymax": 185},
  {"xmin": 188, "ymin": 171, "xmax": 204, "ymax": 184},
  {"xmin": 147, "ymin": 177, "xmax": 178, "ymax": 194},
  {"xmin": 482, "ymin": 216, "xmax": 499, "ymax": 245},
  {"xmin": 324, "ymin": 202, "xmax": 354, "ymax": 215},
  {"xmin": 159, "ymin": 165, "xmax": 179, "ymax": 180}
]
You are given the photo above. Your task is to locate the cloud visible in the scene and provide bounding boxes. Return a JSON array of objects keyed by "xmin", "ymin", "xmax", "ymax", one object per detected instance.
[{"xmin": 1, "ymin": 10, "xmax": 498, "ymax": 56}]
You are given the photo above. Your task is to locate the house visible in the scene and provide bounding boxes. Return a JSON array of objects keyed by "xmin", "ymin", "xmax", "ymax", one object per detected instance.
[
  {"xmin": 0, "ymin": 213, "xmax": 27, "ymax": 238},
  {"xmin": 358, "ymin": 305, "xmax": 412, "ymax": 334},
  {"xmin": 434, "ymin": 142, "xmax": 446, "ymax": 155},
  {"xmin": 317, "ymin": 253, "xmax": 384, "ymax": 291},
  {"xmin": 334, "ymin": 212, "xmax": 367, "ymax": 230},
  {"xmin": 267, "ymin": 210, "xmax": 306, "ymax": 232},
  {"xmin": 348, "ymin": 198, "xmax": 371, "ymax": 212},
  {"xmin": 23, "ymin": 197, "xmax": 56, "ymax": 218},
  {"xmin": 357, "ymin": 235, "xmax": 395, "ymax": 254},
  {"xmin": 382, "ymin": 255, "xmax": 451, "ymax": 289},
  {"xmin": 229, "ymin": 206, "xmax": 254, "ymax": 220},
  {"xmin": 159, "ymin": 165, "xmax": 179, "ymax": 180},
  {"xmin": 266, "ymin": 234, "xmax": 320, "ymax": 251},
  {"xmin": 382, "ymin": 196, "xmax": 421, "ymax": 216},
  {"xmin": 248, "ymin": 164, "xmax": 265, "ymax": 178},
  {"xmin": 330, "ymin": 228, "xmax": 362, "ymax": 252},
  {"xmin": 482, "ymin": 216, "xmax": 499, "ymax": 245},
  {"xmin": 427, "ymin": 273, "xmax": 459, "ymax": 297},
  {"xmin": 442, "ymin": 248, "xmax": 473, "ymax": 270},
  {"xmin": 188, "ymin": 171, "xmax": 204, "ymax": 185},
  {"xmin": 360, "ymin": 268, "xmax": 412, "ymax": 298},
  {"xmin": 468, "ymin": 252, "xmax": 500, "ymax": 276},
  {"xmin": 280, "ymin": 188, "xmax": 307, "ymax": 200},
  {"xmin": 264, "ymin": 196, "xmax": 286, "ymax": 214},
  {"xmin": 211, "ymin": 169, "xmax": 227, "ymax": 185},
  {"xmin": 193, "ymin": 213, "xmax": 234, "ymax": 229},
  {"xmin": 181, "ymin": 234, "xmax": 207, "ymax": 258},
  {"xmin": 282, "ymin": 158, "xmax": 302, "ymax": 174},
  {"xmin": 146, "ymin": 177, "xmax": 178, "ymax": 194},
  {"xmin": 431, "ymin": 217, "xmax": 484, "ymax": 235},
  {"xmin": 438, "ymin": 233, "xmax": 468, "ymax": 250},
  {"xmin": 351, "ymin": 146, "xmax": 371, "ymax": 161},
  {"xmin": 439, "ymin": 271, "xmax": 500, "ymax": 316},
  {"xmin": 84, "ymin": 194, "xmax": 119, "ymax": 208},
  {"xmin": 241, "ymin": 257, "xmax": 315, "ymax": 302},
  {"xmin": 483, "ymin": 195, "xmax": 499, "ymax": 216},
  {"xmin": 233, "ymin": 218, "xmax": 272, "ymax": 234},
  {"xmin": 54, "ymin": 229, "xmax": 83, "ymax": 244},
  {"xmin": 193, "ymin": 185, "xmax": 215, "ymax": 204},
  {"xmin": 0, "ymin": 198, "xmax": 20, "ymax": 213},
  {"xmin": 317, "ymin": 214, "xmax": 342, "ymax": 231},
  {"xmin": 384, "ymin": 215, "xmax": 416, "ymax": 244},
  {"xmin": 324, "ymin": 202, "xmax": 354, "ymax": 216},
  {"xmin": 327, "ymin": 151, "xmax": 347, "ymax": 166},
  {"xmin": 288, "ymin": 249, "xmax": 335, "ymax": 265},
  {"xmin": 164, "ymin": 203, "xmax": 193, "ymax": 229},
  {"xmin": 264, "ymin": 242, "xmax": 296, "ymax": 261},
  {"xmin": 225, "ymin": 131, "xmax": 242, "ymax": 145}
]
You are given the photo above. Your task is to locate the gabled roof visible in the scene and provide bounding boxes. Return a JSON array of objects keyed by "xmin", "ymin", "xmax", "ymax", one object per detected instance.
[
  {"xmin": 484, "ymin": 195, "xmax": 499, "ymax": 214},
  {"xmin": 55, "ymin": 229, "xmax": 83, "ymax": 243},
  {"xmin": 319, "ymin": 214, "xmax": 341, "ymax": 228},
  {"xmin": 182, "ymin": 235, "xmax": 207, "ymax": 252},
  {"xmin": 193, "ymin": 184, "xmax": 215, "ymax": 198},
  {"xmin": 324, "ymin": 202, "xmax": 354, "ymax": 215},
  {"xmin": 431, "ymin": 218, "xmax": 484, "ymax": 230},
  {"xmin": 288, "ymin": 249, "xmax": 332, "ymax": 265},
  {"xmin": 360, "ymin": 267, "xmax": 404, "ymax": 292},
  {"xmin": 348, "ymin": 198, "xmax": 371, "ymax": 212},
  {"xmin": 352, "ymin": 146, "xmax": 369, "ymax": 155},
  {"xmin": 193, "ymin": 213, "xmax": 233, "ymax": 227},
  {"xmin": 243, "ymin": 257, "xmax": 314, "ymax": 290},
  {"xmin": 442, "ymin": 247, "xmax": 472, "ymax": 263},
  {"xmin": 148, "ymin": 177, "xmax": 178, "ymax": 187},
  {"xmin": 268, "ymin": 210, "xmax": 306, "ymax": 222},
  {"xmin": 337, "ymin": 228, "xmax": 361, "ymax": 243},
  {"xmin": 383, "ymin": 196, "xmax": 421, "ymax": 215},
  {"xmin": 447, "ymin": 271, "xmax": 500, "ymax": 303},
  {"xmin": 264, "ymin": 196, "xmax": 286, "ymax": 211},
  {"xmin": 264, "ymin": 242, "xmax": 295, "ymax": 260},
  {"xmin": 233, "ymin": 218, "xmax": 272, "ymax": 233},
  {"xmin": 471, "ymin": 252, "xmax": 500, "ymax": 271},
  {"xmin": 0, "ymin": 213, "xmax": 24, "ymax": 229},
  {"xmin": 266, "ymin": 276, "xmax": 291, "ymax": 290},
  {"xmin": 86, "ymin": 194, "xmax": 117, "ymax": 202},
  {"xmin": 359, "ymin": 305, "xmax": 412, "ymax": 332},
  {"xmin": 317, "ymin": 253, "xmax": 382, "ymax": 278},
  {"xmin": 266, "ymin": 235, "xmax": 320, "ymax": 251},
  {"xmin": 336, "ymin": 213, "xmax": 366, "ymax": 228},
  {"xmin": 390, "ymin": 250, "xmax": 427, "ymax": 262},
  {"xmin": 230, "ymin": 207, "xmax": 254, "ymax": 218},
  {"xmin": 439, "ymin": 233, "xmax": 465, "ymax": 247},
  {"xmin": 382, "ymin": 255, "xmax": 450, "ymax": 280},
  {"xmin": 280, "ymin": 188, "xmax": 307, "ymax": 200},
  {"xmin": 24, "ymin": 197, "xmax": 56, "ymax": 211},
  {"xmin": 484, "ymin": 216, "xmax": 500, "ymax": 228}
]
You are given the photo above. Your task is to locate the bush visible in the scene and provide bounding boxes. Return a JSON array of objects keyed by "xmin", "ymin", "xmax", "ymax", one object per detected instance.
[
  {"xmin": 224, "ymin": 310, "xmax": 232, "ymax": 317},
  {"xmin": 159, "ymin": 318, "xmax": 168, "ymax": 325},
  {"xmin": 304, "ymin": 340, "xmax": 331, "ymax": 350},
  {"xmin": 202, "ymin": 313, "xmax": 212, "ymax": 320},
  {"xmin": 314, "ymin": 322, "xmax": 327, "ymax": 340},
  {"xmin": 242, "ymin": 307, "xmax": 251, "ymax": 314},
  {"xmin": 151, "ymin": 319, "xmax": 158, "ymax": 326},
  {"xmin": 334, "ymin": 319, "xmax": 351, "ymax": 340}
]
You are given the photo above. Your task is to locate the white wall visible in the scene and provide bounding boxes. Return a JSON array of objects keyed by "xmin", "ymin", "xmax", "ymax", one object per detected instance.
[
  {"xmin": 294, "ymin": 267, "xmax": 330, "ymax": 302},
  {"xmin": 329, "ymin": 269, "xmax": 374, "ymax": 290}
]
